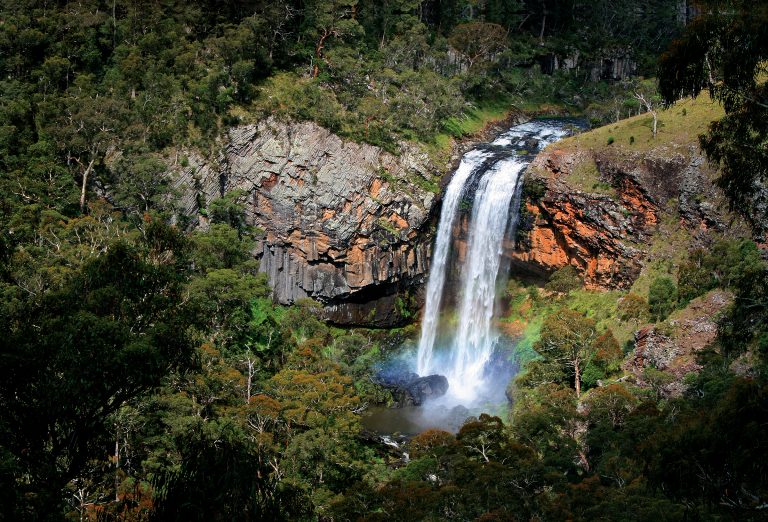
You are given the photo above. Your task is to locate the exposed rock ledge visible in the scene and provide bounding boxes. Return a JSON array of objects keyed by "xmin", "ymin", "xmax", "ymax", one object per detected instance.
[
  {"xmin": 172, "ymin": 118, "xmax": 440, "ymax": 326},
  {"xmin": 513, "ymin": 146, "xmax": 731, "ymax": 289}
]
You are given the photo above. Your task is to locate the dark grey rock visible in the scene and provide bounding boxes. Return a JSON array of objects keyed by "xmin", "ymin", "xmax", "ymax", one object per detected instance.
[
  {"xmin": 404, "ymin": 375, "xmax": 449, "ymax": 406},
  {"xmin": 169, "ymin": 118, "xmax": 441, "ymax": 325}
]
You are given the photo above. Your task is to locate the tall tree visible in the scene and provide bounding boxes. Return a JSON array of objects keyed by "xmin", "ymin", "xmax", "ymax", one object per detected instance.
[
  {"xmin": 534, "ymin": 308, "xmax": 598, "ymax": 397},
  {"xmin": 659, "ymin": 1, "xmax": 768, "ymax": 236},
  {"xmin": 0, "ymin": 222, "xmax": 195, "ymax": 514}
]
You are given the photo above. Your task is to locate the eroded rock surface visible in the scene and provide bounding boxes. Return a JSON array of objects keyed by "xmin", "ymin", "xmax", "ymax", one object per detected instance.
[
  {"xmin": 513, "ymin": 146, "xmax": 730, "ymax": 288},
  {"xmin": 172, "ymin": 118, "xmax": 440, "ymax": 325},
  {"xmin": 405, "ymin": 375, "xmax": 449, "ymax": 406},
  {"xmin": 624, "ymin": 290, "xmax": 732, "ymax": 398}
]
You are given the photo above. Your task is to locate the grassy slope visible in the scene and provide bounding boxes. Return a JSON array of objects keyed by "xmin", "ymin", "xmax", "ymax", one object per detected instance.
[
  {"xmin": 426, "ymin": 97, "xmax": 520, "ymax": 165},
  {"xmin": 553, "ymin": 93, "xmax": 730, "ymax": 295},
  {"xmin": 557, "ymin": 93, "xmax": 724, "ymax": 153}
]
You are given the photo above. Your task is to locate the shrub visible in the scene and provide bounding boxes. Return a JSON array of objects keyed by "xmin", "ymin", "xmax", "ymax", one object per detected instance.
[
  {"xmin": 592, "ymin": 330, "xmax": 623, "ymax": 374},
  {"xmin": 545, "ymin": 265, "xmax": 582, "ymax": 294},
  {"xmin": 581, "ymin": 362, "xmax": 605, "ymax": 389},
  {"xmin": 648, "ymin": 276, "xmax": 678, "ymax": 321},
  {"xmin": 617, "ymin": 293, "xmax": 649, "ymax": 324},
  {"xmin": 677, "ymin": 239, "xmax": 763, "ymax": 304},
  {"xmin": 607, "ymin": 136, "xmax": 615, "ymax": 145},
  {"xmin": 522, "ymin": 177, "xmax": 547, "ymax": 203}
]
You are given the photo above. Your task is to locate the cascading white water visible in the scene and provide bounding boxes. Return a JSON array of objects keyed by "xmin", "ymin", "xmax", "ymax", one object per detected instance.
[
  {"xmin": 446, "ymin": 156, "xmax": 526, "ymax": 400},
  {"xmin": 416, "ymin": 150, "xmax": 490, "ymax": 375},
  {"xmin": 416, "ymin": 119, "xmax": 572, "ymax": 404}
]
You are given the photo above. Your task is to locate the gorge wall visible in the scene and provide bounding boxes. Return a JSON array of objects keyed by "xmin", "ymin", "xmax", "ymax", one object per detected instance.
[
  {"xmin": 171, "ymin": 118, "xmax": 443, "ymax": 326},
  {"xmin": 512, "ymin": 144, "xmax": 731, "ymax": 289},
  {"xmin": 168, "ymin": 112, "xmax": 735, "ymax": 327}
]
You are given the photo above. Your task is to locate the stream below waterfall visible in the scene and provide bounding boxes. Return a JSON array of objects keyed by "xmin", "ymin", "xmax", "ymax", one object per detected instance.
[{"xmin": 363, "ymin": 118, "xmax": 583, "ymax": 436}]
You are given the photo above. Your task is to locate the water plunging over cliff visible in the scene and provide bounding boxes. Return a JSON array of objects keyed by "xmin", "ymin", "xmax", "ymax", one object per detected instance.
[
  {"xmin": 416, "ymin": 120, "xmax": 572, "ymax": 403},
  {"xmin": 416, "ymin": 149, "xmax": 491, "ymax": 375}
]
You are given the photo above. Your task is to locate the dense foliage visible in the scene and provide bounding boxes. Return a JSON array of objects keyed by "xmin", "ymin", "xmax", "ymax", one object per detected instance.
[
  {"xmin": 3, "ymin": 1, "xmax": 767, "ymax": 520},
  {"xmin": 659, "ymin": 0, "xmax": 768, "ymax": 237}
]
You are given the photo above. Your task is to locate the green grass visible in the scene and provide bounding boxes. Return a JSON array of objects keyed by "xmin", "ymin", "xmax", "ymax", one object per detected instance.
[
  {"xmin": 442, "ymin": 97, "xmax": 516, "ymax": 137},
  {"xmin": 513, "ymin": 314, "xmax": 545, "ymax": 365},
  {"xmin": 503, "ymin": 282, "xmax": 632, "ymax": 362},
  {"xmin": 568, "ymin": 157, "xmax": 616, "ymax": 196},
  {"xmin": 557, "ymin": 94, "xmax": 724, "ymax": 154},
  {"xmin": 409, "ymin": 173, "xmax": 440, "ymax": 194},
  {"xmin": 518, "ymin": 94, "xmax": 723, "ymax": 196},
  {"xmin": 629, "ymin": 210, "xmax": 694, "ymax": 297},
  {"xmin": 426, "ymin": 97, "xmax": 518, "ymax": 162}
]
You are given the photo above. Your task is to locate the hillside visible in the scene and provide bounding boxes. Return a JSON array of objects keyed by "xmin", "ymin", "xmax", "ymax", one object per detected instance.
[
  {"xmin": 514, "ymin": 95, "xmax": 744, "ymax": 288},
  {"xmin": 2, "ymin": 1, "xmax": 768, "ymax": 520}
]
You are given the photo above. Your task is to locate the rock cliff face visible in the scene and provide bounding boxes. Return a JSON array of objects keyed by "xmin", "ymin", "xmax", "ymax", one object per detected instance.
[
  {"xmin": 512, "ymin": 145, "xmax": 729, "ymax": 289},
  {"xmin": 169, "ymin": 113, "xmax": 733, "ymax": 325},
  {"xmin": 172, "ymin": 118, "xmax": 440, "ymax": 326},
  {"xmin": 624, "ymin": 290, "xmax": 731, "ymax": 398}
]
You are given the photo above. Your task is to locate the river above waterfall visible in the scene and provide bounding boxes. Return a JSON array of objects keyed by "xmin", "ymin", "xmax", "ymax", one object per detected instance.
[{"xmin": 364, "ymin": 118, "xmax": 583, "ymax": 435}]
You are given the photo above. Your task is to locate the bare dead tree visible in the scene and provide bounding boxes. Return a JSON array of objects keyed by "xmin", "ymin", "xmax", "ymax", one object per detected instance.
[{"xmin": 633, "ymin": 91, "xmax": 659, "ymax": 138}]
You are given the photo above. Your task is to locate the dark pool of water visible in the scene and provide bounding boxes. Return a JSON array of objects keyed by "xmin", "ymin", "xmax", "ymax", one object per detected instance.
[{"xmin": 361, "ymin": 400, "xmax": 505, "ymax": 436}]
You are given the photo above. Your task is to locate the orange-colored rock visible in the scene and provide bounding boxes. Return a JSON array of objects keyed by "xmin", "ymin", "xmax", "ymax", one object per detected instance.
[
  {"xmin": 511, "ymin": 144, "xmax": 725, "ymax": 289},
  {"xmin": 523, "ymin": 225, "xmax": 569, "ymax": 267},
  {"xmin": 511, "ymin": 189, "xmax": 644, "ymax": 288},
  {"xmin": 261, "ymin": 172, "xmax": 279, "ymax": 191},
  {"xmin": 388, "ymin": 212, "xmax": 409, "ymax": 230},
  {"xmin": 370, "ymin": 178, "xmax": 383, "ymax": 198},
  {"xmin": 617, "ymin": 177, "xmax": 658, "ymax": 227}
]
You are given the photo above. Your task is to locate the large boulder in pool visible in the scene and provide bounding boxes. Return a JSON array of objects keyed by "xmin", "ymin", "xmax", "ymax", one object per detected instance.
[
  {"xmin": 373, "ymin": 361, "xmax": 449, "ymax": 406},
  {"xmin": 375, "ymin": 365, "xmax": 419, "ymax": 388},
  {"xmin": 405, "ymin": 375, "xmax": 449, "ymax": 406}
]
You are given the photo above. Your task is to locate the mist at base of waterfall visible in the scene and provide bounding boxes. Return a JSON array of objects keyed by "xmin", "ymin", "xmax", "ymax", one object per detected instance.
[{"xmin": 363, "ymin": 339, "xmax": 518, "ymax": 435}]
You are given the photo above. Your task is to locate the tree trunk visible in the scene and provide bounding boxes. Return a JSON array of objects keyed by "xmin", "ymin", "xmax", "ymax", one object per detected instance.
[
  {"xmin": 114, "ymin": 425, "xmax": 120, "ymax": 502},
  {"xmin": 574, "ymin": 359, "xmax": 581, "ymax": 398},
  {"xmin": 313, "ymin": 29, "xmax": 332, "ymax": 79},
  {"xmin": 80, "ymin": 159, "xmax": 95, "ymax": 213}
]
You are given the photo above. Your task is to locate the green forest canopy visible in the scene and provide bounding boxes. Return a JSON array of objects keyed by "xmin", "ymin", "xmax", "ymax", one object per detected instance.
[{"xmin": 2, "ymin": 1, "xmax": 768, "ymax": 520}]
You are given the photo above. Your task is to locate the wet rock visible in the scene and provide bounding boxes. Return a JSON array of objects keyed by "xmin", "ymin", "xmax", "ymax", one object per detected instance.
[
  {"xmin": 524, "ymin": 138, "xmax": 539, "ymax": 150},
  {"xmin": 374, "ymin": 364, "xmax": 449, "ymax": 406},
  {"xmin": 405, "ymin": 375, "xmax": 449, "ymax": 406}
]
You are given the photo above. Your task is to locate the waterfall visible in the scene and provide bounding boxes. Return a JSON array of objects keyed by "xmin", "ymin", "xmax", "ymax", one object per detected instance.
[
  {"xmin": 416, "ymin": 150, "xmax": 491, "ymax": 375},
  {"xmin": 415, "ymin": 119, "xmax": 573, "ymax": 403},
  {"xmin": 447, "ymin": 157, "xmax": 526, "ymax": 400}
]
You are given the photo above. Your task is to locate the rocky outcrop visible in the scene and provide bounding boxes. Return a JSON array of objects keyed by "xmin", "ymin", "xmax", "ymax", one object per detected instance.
[
  {"xmin": 624, "ymin": 290, "xmax": 731, "ymax": 397},
  {"xmin": 514, "ymin": 188, "xmax": 645, "ymax": 288},
  {"xmin": 513, "ymin": 145, "xmax": 729, "ymax": 289},
  {"xmin": 374, "ymin": 364, "xmax": 450, "ymax": 406},
  {"xmin": 404, "ymin": 375, "xmax": 449, "ymax": 405},
  {"xmin": 172, "ymin": 118, "xmax": 440, "ymax": 325}
]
